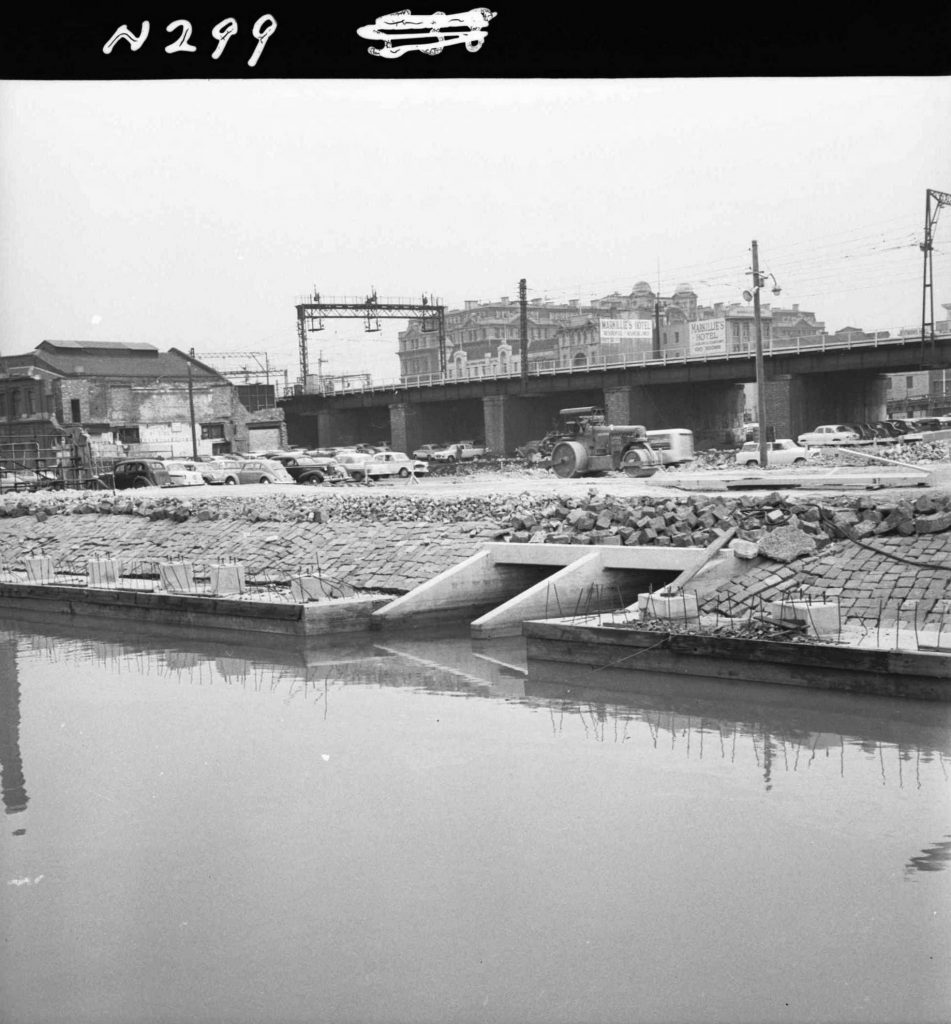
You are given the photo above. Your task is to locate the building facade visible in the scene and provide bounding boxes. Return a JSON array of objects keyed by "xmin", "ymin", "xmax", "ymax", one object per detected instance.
[
  {"xmin": 399, "ymin": 284, "xmax": 831, "ymax": 382},
  {"xmin": 0, "ymin": 340, "xmax": 253, "ymax": 456}
]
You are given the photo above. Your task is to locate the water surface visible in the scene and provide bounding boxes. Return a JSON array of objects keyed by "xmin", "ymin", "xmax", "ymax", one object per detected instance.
[{"xmin": 2, "ymin": 616, "xmax": 949, "ymax": 1024}]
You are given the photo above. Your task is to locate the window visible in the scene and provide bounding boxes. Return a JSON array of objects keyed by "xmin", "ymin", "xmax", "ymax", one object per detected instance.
[
  {"xmin": 70, "ymin": 398, "xmax": 81, "ymax": 423},
  {"xmin": 0, "ymin": 392, "xmax": 5, "ymax": 417},
  {"xmin": 906, "ymin": 376, "xmax": 914, "ymax": 389},
  {"xmin": 115, "ymin": 426, "xmax": 140, "ymax": 444},
  {"xmin": 201, "ymin": 423, "xmax": 225, "ymax": 440}
]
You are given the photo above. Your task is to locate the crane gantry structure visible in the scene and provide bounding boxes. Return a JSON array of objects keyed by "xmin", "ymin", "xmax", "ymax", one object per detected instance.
[{"xmin": 295, "ymin": 289, "xmax": 447, "ymax": 385}]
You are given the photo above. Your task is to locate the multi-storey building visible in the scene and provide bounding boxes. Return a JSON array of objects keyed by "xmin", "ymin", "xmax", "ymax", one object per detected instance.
[
  {"xmin": 397, "ymin": 284, "xmax": 836, "ymax": 382},
  {"xmin": 398, "ymin": 296, "xmax": 586, "ymax": 379}
]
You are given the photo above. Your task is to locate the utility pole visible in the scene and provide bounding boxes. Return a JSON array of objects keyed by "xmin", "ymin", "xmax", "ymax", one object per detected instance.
[
  {"xmin": 752, "ymin": 240, "xmax": 769, "ymax": 469},
  {"xmin": 187, "ymin": 347, "xmax": 198, "ymax": 459},
  {"xmin": 920, "ymin": 188, "xmax": 951, "ymax": 365},
  {"xmin": 519, "ymin": 278, "xmax": 528, "ymax": 389}
]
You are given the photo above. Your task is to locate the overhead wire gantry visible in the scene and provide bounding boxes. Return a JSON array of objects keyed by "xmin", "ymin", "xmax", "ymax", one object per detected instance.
[{"xmin": 295, "ymin": 289, "xmax": 447, "ymax": 385}]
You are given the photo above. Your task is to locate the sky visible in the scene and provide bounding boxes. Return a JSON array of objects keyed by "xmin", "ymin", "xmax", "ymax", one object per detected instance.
[{"xmin": 1, "ymin": 76, "xmax": 949, "ymax": 384}]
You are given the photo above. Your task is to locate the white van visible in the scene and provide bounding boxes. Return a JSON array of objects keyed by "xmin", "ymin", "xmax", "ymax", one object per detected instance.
[{"xmin": 645, "ymin": 429, "xmax": 695, "ymax": 466}]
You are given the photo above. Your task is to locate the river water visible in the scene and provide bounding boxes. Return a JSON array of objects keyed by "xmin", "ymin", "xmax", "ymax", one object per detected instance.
[{"xmin": 2, "ymin": 614, "xmax": 949, "ymax": 1024}]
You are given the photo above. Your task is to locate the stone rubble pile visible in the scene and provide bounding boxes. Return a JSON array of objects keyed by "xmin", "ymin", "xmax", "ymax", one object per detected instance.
[
  {"xmin": 3, "ymin": 489, "xmax": 951, "ymax": 569},
  {"xmin": 807, "ymin": 440, "xmax": 951, "ymax": 467}
]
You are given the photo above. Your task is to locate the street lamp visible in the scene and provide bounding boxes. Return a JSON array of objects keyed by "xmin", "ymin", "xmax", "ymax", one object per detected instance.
[{"xmin": 743, "ymin": 240, "xmax": 781, "ymax": 467}]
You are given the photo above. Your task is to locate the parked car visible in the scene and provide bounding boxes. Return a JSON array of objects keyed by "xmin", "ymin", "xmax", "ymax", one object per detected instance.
[
  {"xmin": 796, "ymin": 425, "xmax": 861, "ymax": 446},
  {"xmin": 112, "ymin": 458, "xmax": 173, "ymax": 489},
  {"xmin": 735, "ymin": 439, "xmax": 812, "ymax": 468},
  {"xmin": 235, "ymin": 459, "xmax": 295, "ymax": 485},
  {"xmin": 337, "ymin": 451, "xmax": 428, "ymax": 481},
  {"xmin": 430, "ymin": 441, "xmax": 487, "ymax": 462},
  {"xmin": 412, "ymin": 443, "xmax": 445, "ymax": 460},
  {"xmin": 912, "ymin": 417, "xmax": 943, "ymax": 432},
  {"xmin": 886, "ymin": 420, "xmax": 925, "ymax": 441},
  {"xmin": 844, "ymin": 423, "xmax": 877, "ymax": 441},
  {"xmin": 198, "ymin": 458, "xmax": 245, "ymax": 485},
  {"xmin": 269, "ymin": 453, "xmax": 351, "ymax": 485},
  {"xmin": 164, "ymin": 460, "xmax": 207, "ymax": 487}
]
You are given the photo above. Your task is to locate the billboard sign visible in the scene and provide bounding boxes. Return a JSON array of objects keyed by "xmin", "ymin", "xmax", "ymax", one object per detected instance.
[
  {"xmin": 689, "ymin": 318, "xmax": 727, "ymax": 357},
  {"xmin": 599, "ymin": 318, "xmax": 654, "ymax": 359}
]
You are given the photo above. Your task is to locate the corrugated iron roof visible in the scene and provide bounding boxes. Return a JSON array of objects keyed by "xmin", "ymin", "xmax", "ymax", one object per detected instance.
[{"xmin": 27, "ymin": 342, "xmax": 226, "ymax": 380}]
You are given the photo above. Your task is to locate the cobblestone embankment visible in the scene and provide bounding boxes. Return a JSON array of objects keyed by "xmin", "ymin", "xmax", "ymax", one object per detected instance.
[{"xmin": 1, "ymin": 487, "xmax": 950, "ymax": 627}]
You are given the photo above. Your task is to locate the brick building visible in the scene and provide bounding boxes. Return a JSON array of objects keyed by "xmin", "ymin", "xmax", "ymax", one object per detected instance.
[{"xmin": 0, "ymin": 340, "xmax": 252, "ymax": 456}]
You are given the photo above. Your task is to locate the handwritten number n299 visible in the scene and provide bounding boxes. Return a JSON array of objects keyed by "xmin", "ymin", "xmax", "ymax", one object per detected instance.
[{"xmin": 103, "ymin": 17, "xmax": 277, "ymax": 67}]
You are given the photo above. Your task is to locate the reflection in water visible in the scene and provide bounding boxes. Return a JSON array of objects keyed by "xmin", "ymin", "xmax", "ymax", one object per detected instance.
[
  {"xmin": 4, "ymin": 616, "xmax": 951, "ymax": 795},
  {"xmin": 0, "ymin": 635, "xmax": 29, "ymax": 827},
  {"xmin": 906, "ymin": 835, "xmax": 951, "ymax": 874},
  {"xmin": 3, "ymin": 614, "xmax": 950, "ymax": 877}
]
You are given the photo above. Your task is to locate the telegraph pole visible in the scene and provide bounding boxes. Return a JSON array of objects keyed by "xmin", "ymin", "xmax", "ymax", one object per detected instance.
[
  {"xmin": 519, "ymin": 278, "xmax": 528, "ymax": 389},
  {"xmin": 752, "ymin": 241, "xmax": 769, "ymax": 468},
  {"xmin": 921, "ymin": 188, "xmax": 951, "ymax": 365},
  {"xmin": 187, "ymin": 348, "xmax": 198, "ymax": 459}
]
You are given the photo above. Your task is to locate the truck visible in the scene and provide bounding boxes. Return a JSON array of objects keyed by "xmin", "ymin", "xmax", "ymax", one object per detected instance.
[{"xmin": 547, "ymin": 406, "xmax": 665, "ymax": 478}]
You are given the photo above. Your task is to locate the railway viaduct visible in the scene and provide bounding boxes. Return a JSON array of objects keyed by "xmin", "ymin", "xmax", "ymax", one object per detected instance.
[{"xmin": 279, "ymin": 335, "xmax": 951, "ymax": 454}]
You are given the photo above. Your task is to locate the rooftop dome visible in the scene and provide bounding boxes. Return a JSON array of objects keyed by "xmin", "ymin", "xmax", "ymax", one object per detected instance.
[
  {"xmin": 632, "ymin": 280, "xmax": 653, "ymax": 294},
  {"xmin": 674, "ymin": 282, "xmax": 695, "ymax": 295}
]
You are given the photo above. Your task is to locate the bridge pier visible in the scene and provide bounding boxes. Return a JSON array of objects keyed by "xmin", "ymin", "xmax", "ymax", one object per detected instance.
[
  {"xmin": 764, "ymin": 372, "xmax": 889, "ymax": 439},
  {"xmin": 607, "ymin": 383, "xmax": 744, "ymax": 447}
]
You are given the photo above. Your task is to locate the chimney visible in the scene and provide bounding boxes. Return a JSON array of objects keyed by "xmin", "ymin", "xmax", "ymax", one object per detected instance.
[
  {"xmin": 465, "ymin": 300, "xmax": 477, "ymax": 310},
  {"xmin": 499, "ymin": 296, "xmax": 509, "ymax": 304},
  {"xmin": 569, "ymin": 299, "xmax": 579, "ymax": 308},
  {"xmin": 792, "ymin": 303, "xmax": 799, "ymax": 312}
]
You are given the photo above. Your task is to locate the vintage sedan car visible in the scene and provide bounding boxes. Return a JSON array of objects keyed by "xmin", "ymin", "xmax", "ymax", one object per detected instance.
[
  {"xmin": 164, "ymin": 460, "xmax": 207, "ymax": 487},
  {"xmin": 886, "ymin": 420, "xmax": 925, "ymax": 442},
  {"xmin": 796, "ymin": 424, "xmax": 861, "ymax": 447},
  {"xmin": 411, "ymin": 443, "xmax": 445, "ymax": 460},
  {"xmin": 235, "ymin": 459, "xmax": 295, "ymax": 485},
  {"xmin": 197, "ymin": 458, "xmax": 245, "ymax": 485},
  {"xmin": 112, "ymin": 458, "xmax": 173, "ymax": 489},
  {"xmin": 335, "ymin": 451, "xmax": 428, "ymax": 481},
  {"xmin": 735, "ymin": 439, "xmax": 812, "ymax": 468},
  {"xmin": 269, "ymin": 453, "xmax": 351, "ymax": 485}
]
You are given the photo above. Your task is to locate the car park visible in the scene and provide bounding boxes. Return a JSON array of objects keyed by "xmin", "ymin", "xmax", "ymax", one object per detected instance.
[
  {"xmin": 735, "ymin": 439, "xmax": 812, "ymax": 468},
  {"xmin": 796, "ymin": 424, "xmax": 861, "ymax": 446},
  {"xmin": 112, "ymin": 458, "xmax": 173, "ymax": 489},
  {"xmin": 269, "ymin": 453, "xmax": 351, "ymax": 485},
  {"xmin": 235, "ymin": 459, "xmax": 295, "ymax": 485}
]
